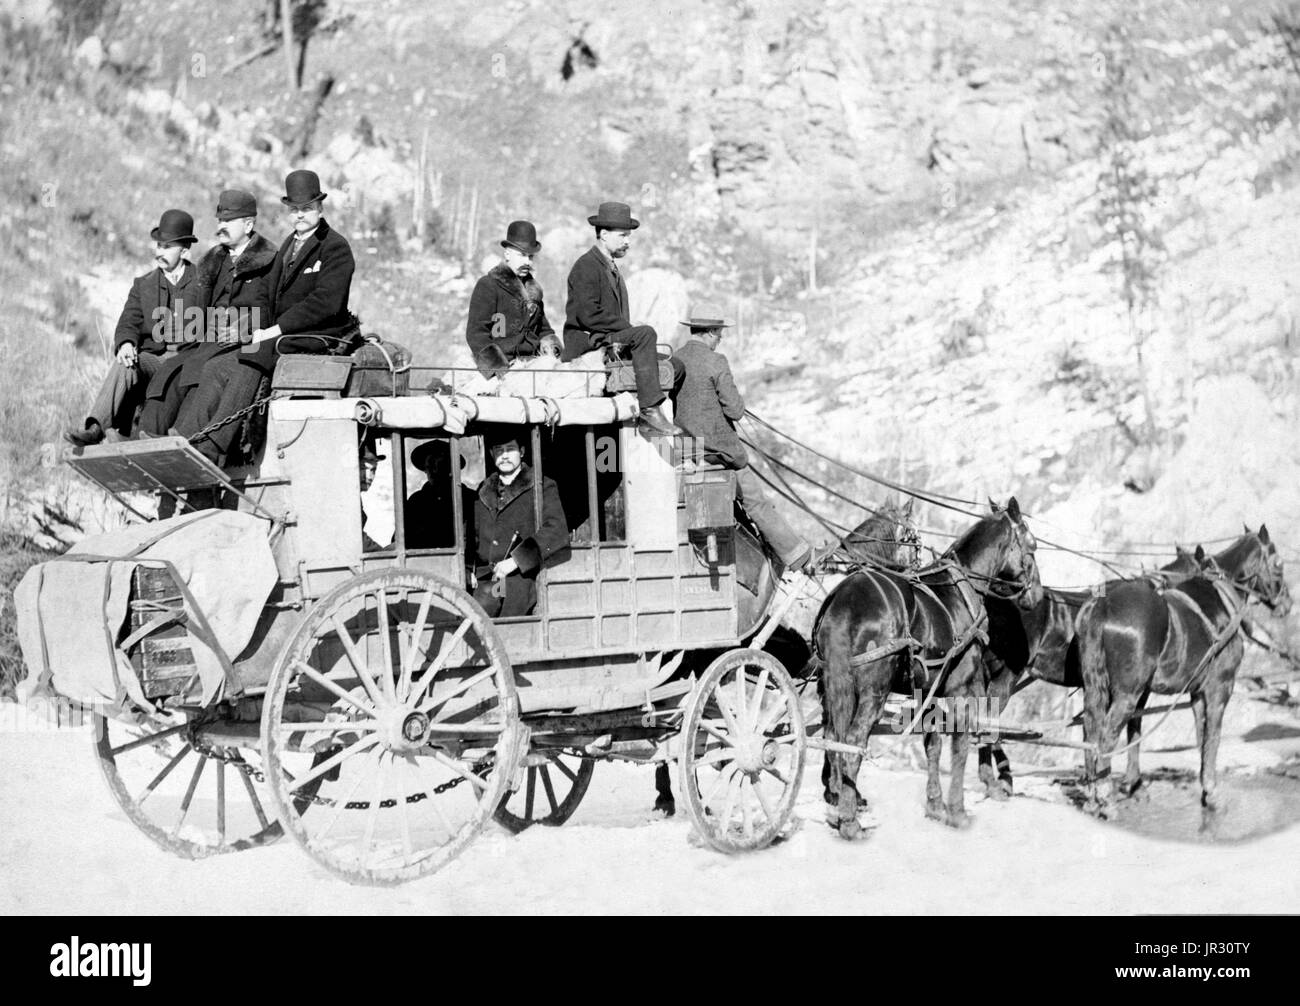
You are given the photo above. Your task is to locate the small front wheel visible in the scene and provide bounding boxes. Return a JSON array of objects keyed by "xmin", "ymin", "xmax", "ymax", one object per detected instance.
[{"xmin": 679, "ymin": 648, "xmax": 806, "ymax": 852}]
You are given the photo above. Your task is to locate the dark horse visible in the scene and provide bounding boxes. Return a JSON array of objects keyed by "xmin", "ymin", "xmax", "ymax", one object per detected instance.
[
  {"xmin": 652, "ymin": 502, "xmax": 916, "ymax": 816},
  {"xmin": 813, "ymin": 498, "xmax": 1043, "ymax": 837},
  {"xmin": 976, "ymin": 545, "xmax": 1207, "ymax": 798},
  {"xmin": 1077, "ymin": 526, "xmax": 1290, "ymax": 815}
]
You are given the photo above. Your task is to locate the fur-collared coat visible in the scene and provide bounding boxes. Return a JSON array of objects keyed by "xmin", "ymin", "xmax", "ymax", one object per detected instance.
[
  {"xmin": 466, "ymin": 463, "xmax": 568, "ymax": 577},
  {"xmin": 465, "ymin": 263, "xmax": 556, "ymax": 375}
]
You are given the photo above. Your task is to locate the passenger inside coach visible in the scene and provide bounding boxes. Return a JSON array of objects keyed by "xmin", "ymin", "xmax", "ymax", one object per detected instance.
[{"xmin": 401, "ymin": 439, "xmax": 459, "ymax": 550}]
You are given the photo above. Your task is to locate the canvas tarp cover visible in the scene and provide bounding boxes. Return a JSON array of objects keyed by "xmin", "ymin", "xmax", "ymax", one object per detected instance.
[{"xmin": 14, "ymin": 510, "xmax": 278, "ymax": 715}]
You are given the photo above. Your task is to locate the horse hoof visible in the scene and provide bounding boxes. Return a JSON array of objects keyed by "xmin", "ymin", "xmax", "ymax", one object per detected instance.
[
  {"xmin": 653, "ymin": 798, "xmax": 676, "ymax": 818},
  {"xmin": 946, "ymin": 809, "xmax": 972, "ymax": 830},
  {"xmin": 985, "ymin": 781, "xmax": 1012, "ymax": 802},
  {"xmin": 838, "ymin": 818, "xmax": 862, "ymax": 841},
  {"xmin": 925, "ymin": 803, "xmax": 947, "ymax": 824},
  {"xmin": 1201, "ymin": 793, "xmax": 1220, "ymax": 813}
]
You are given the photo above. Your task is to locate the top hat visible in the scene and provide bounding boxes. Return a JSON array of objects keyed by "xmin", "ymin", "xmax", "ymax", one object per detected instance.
[
  {"xmin": 500, "ymin": 220, "xmax": 541, "ymax": 255},
  {"xmin": 280, "ymin": 169, "xmax": 328, "ymax": 207},
  {"xmin": 587, "ymin": 201, "xmax": 639, "ymax": 231},
  {"xmin": 150, "ymin": 208, "xmax": 197, "ymax": 245},
  {"xmin": 681, "ymin": 305, "xmax": 732, "ymax": 330},
  {"xmin": 216, "ymin": 189, "xmax": 258, "ymax": 221}
]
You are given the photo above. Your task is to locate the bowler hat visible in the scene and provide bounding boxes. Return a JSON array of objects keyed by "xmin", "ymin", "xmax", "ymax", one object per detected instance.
[
  {"xmin": 216, "ymin": 189, "xmax": 258, "ymax": 221},
  {"xmin": 500, "ymin": 220, "xmax": 541, "ymax": 254},
  {"xmin": 481, "ymin": 424, "xmax": 526, "ymax": 452},
  {"xmin": 587, "ymin": 201, "xmax": 639, "ymax": 230},
  {"xmin": 150, "ymin": 208, "xmax": 197, "ymax": 245},
  {"xmin": 280, "ymin": 169, "xmax": 327, "ymax": 207}
]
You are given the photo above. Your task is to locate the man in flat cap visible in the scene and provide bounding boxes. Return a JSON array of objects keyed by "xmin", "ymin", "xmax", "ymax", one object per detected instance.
[
  {"xmin": 179, "ymin": 169, "xmax": 357, "ymax": 463},
  {"xmin": 676, "ymin": 309, "xmax": 814, "ymax": 571},
  {"xmin": 138, "ymin": 188, "xmax": 276, "ymax": 437},
  {"xmin": 562, "ymin": 201, "xmax": 682, "ymax": 437},
  {"xmin": 66, "ymin": 209, "xmax": 198, "ymax": 446},
  {"xmin": 466, "ymin": 425, "xmax": 568, "ymax": 617},
  {"xmin": 465, "ymin": 220, "xmax": 556, "ymax": 376}
]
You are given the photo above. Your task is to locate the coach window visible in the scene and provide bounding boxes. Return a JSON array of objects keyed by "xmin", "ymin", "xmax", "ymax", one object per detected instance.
[
  {"xmin": 392, "ymin": 433, "xmax": 461, "ymax": 553},
  {"xmin": 547, "ymin": 424, "xmax": 626, "ymax": 544}
]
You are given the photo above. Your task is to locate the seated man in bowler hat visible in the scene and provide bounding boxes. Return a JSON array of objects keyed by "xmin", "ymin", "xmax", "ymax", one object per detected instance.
[
  {"xmin": 66, "ymin": 209, "xmax": 198, "ymax": 446},
  {"xmin": 137, "ymin": 188, "xmax": 276, "ymax": 438},
  {"xmin": 465, "ymin": 220, "xmax": 556, "ymax": 377},
  {"xmin": 466, "ymin": 425, "xmax": 568, "ymax": 618},
  {"xmin": 562, "ymin": 201, "xmax": 683, "ymax": 437},
  {"xmin": 675, "ymin": 308, "xmax": 815, "ymax": 572},
  {"xmin": 178, "ymin": 169, "xmax": 357, "ymax": 464}
]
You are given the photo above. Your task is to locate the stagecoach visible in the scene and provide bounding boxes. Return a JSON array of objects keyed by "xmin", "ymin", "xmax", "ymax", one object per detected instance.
[{"xmin": 15, "ymin": 355, "xmax": 813, "ymax": 885}]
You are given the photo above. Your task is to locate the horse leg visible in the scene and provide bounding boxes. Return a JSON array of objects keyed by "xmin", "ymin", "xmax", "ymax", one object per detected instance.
[
  {"xmin": 977, "ymin": 745, "xmax": 996, "ymax": 794},
  {"xmin": 835, "ymin": 678, "xmax": 888, "ymax": 840},
  {"xmin": 946, "ymin": 727, "xmax": 973, "ymax": 828},
  {"xmin": 993, "ymin": 745, "xmax": 1014, "ymax": 796},
  {"xmin": 1078, "ymin": 600, "xmax": 1114, "ymax": 817},
  {"xmin": 653, "ymin": 762, "xmax": 675, "ymax": 816},
  {"xmin": 923, "ymin": 729, "xmax": 946, "ymax": 823},
  {"xmin": 1120, "ymin": 688, "xmax": 1151, "ymax": 798},
  {"xmin": 1198, "ymin": 677, "xmax": 1235, "ymax": 812}
]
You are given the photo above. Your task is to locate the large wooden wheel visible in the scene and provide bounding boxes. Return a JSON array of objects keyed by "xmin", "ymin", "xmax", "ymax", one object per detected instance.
[
  {"xmin": 94, "ymin": 709, "xmax": 285, "ymax": 858},
  {"xmin": 679, "ymin": 648, "xmax": 806, "ymax": 852},
  {"xmin": 260, "ymin": 569, "xmax": 523, "ymax": 885},
  {"xmin": 493, "ymin": 749, "xmax": 595, "ymax": 833}
]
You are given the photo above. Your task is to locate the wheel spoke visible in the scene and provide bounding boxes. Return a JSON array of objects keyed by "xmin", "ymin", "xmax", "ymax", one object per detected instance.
[
  {"xmin": 552, "ymin": 757, "xmax": 579, "ymax": 784},
  {"xmin": 137, "ymin": 744, "xmax": 192, "ymax": 805},
  {"xmin": 329, "ymin": 613, "xmax": 387, "ymax": 709},
  {"xmin": 740, "ymin": 777, "xmax": 753, "ymax": 839},
  {"xmin": 399, "ymin": 591, "xmax": 433, "ymax": 702},
  {"xmin": 749, "ymin": 667, "xmax": 771, "ymax": 732},
  {"xmin": 110, "ymin": 723, "xmax": 187, "ymax": 757},
  {"xmin": 235, "ymin": 762, "xmax": 272, "ymax": 830},
  {"xmin": 374, "ymin": 590, "xmax": 397, "ymax": 703},
  {"xmin": 701, "ymin": 760, "xmax": 738, "ymax": 807},
  {"xmin": 540, "ymin": 765, "xmax": 558, "ymax": 815},
  {"xmin": 756, "ymin": 693, "xmax": 792, "ymax": 735},
  {"xmin": 762, "ymin": 765, "xmax": 790, "ymax": 786},
  {"xmin": 280, "ymin": 719, "xmax": 381, "ymax": 736},
  {"xmin": 419, "ymin": 665, "xmax": 497, "ymax": 720},
  {"xmin": 361, "ymin": 751, "xmax": 390, "ymax": 860},
  {"xmin": 288, "ymin": 734, "xmax": 381, "ymax": 793},
  {"xmin": 407, "ymin": 619, "xmax": 473, "ymax": 708},
  {"xmin": 430, "ymin": 751, "xmax": 490, "ymax": 792},
  {"xmin": 294, "ymin": 661, "xmax": 377, "ymax": 718},
  {"xmin": 173, "ymin": 753, "xmax": 206, "ymax": 835},
  {"xmin": 316, "ymin": 753, "xmax": 376, "ymax": 840},
  {"xmin": 395, "ymin": 756, "xmax": 415, "ymax": 863},
  {"xmin": 699, "ymin": 719, "xmax": 733, "ymax": 746},
  {"xmin": 720, "ymin": 771, "xmax": 742, "ymax": 829},
  {"xmin": 713, "ymin": 687, "xmax": 744, "ymax": 739},
  {"xmin": 524, "ymin": 767, "xmax": 536, "ymax": 820},
  {"xmin": 216, "ymin": 759, "xmax": 226, "ymax": 845},
  {"xmin": 699, "ymin": 747, "xmax": 736, "ymax": 766},
  {"xmin": 749, "ymin": 773, "xmax": 777, "ymax": 823},
  {"xmin": 733, "ymin": 669, "xmax": 749, "ymax": 733}
]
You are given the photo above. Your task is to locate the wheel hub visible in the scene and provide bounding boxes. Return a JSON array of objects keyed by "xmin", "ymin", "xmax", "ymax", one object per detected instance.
[{"xmin": 381, "ymin": 708, "xmax": 430, "ymax": 751}]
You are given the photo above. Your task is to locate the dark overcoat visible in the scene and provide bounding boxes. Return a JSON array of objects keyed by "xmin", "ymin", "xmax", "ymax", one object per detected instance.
[
  {"xmin": 467, "ymin": 463, "xmax": 568, "ymax": 576},
  {"xmin": 465, "ymin": 263, "xmax": 556, "ymax": 375},
  {"xmin": 673, "ymin": 338, "xmax": 748, "ymax": 469},
  {"xmin": 162, "ymin": 233, "xmax": 277, "ymax": 396},
  {"xmin": 561, "ymin": 245, "xmax": 630, "ymax": 360},
  {"xmin": 238, "ymin": 218, "xmax": 356, "ymax": 374},
  {"xmin": 112, "ymin": 263, "xmax": 198, "ymax": 355}
]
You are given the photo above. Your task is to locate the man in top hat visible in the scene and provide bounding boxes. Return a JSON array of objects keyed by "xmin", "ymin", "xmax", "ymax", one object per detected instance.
[
  {"xmin": 403, "ymin": 439, "xmax": 459, "ymax": 550},
  {"xmin": 675, "ymin": 309, "xmax": 814, "ymax": 571},
  {"xmin": 561, "ymin": 201, "xmax": 682, "ymax": 437},
  {"xmin": 66, "ymin": 209, "xmax": 198, "ymax": 446},
  {"xmin": 178, "ymin": 169, "xmax": 357, "ymax": 464},
  {"xmin": 138, "ymin": 188, "xmax": 276, "ymax": 437},
  {"xmin": 465, "ymin": 220, "xmax": 556, "ymax": 376},
  {"xmin": 466, "ymin": 425, "xmax": 568, "ymax": 618}
]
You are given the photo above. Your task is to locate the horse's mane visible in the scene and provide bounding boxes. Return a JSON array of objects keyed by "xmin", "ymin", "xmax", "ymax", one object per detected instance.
[{"xmin": 840, "ymin": 505, "xmax": 906, "ymax": 568}]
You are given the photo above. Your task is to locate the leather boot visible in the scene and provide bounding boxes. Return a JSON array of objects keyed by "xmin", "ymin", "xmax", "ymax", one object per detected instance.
[
  {"xmin": 64, "ymin": 420, "xmax": 105, "ymax": 448},
  {"xmin": 637, "ymin": 404, "xmax": 683, "ymax": 437}
]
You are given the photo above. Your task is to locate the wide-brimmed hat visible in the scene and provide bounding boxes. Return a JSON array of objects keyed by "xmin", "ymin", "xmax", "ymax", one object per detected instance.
[
  {"xmin": 280, "ymin": 169, "xmax": 327, "ymax": 207},
  {"xmin": 480, "ymin": 423, "xmax": 526, "ymax": 452},
  {"xmin": 587, "ymin": 201, "xmax": 639, "ymax": 230},
  {"xmin": 681, "ymin": 305, "xmax": 732, "ymax": 330},
  {"xmin": 150, "ymin": 208, "xmax": 197, "ymax": 245},
  {"xmin": 500, "ymin": 220, "xmax": 541, "ymax": 254},
  {"xmin": 216, "ymin": 189, "xmax": 258, "ymax": 221},
  {"xmin": 411, "ymin": 439, "xmax": 451, "ymax": 471}
]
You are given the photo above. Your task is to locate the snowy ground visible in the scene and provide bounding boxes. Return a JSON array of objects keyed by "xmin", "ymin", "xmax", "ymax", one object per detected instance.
[{"xmin": 3, "ymin": 701, "xmax": 1299, "ymax": 915}]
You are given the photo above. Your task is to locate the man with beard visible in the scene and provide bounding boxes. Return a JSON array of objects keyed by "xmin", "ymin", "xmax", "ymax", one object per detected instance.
[
  {"xmin": 137, "ymin": 189, "xmax": 275, "ymax": 437},
  {"xmin": 65, "ymin": 209, "xmax": 197, "ymax": 446},
  {"xmin": 561, "ymin": 201, "xmax": 682, "ymax": 437},
  {"xmin": 465, "ymin": 220, "xmax": 555, "ymax": 377},
  {"xmin": 179, "ymin": 169, "xmax": 356, "ymax": 464}
]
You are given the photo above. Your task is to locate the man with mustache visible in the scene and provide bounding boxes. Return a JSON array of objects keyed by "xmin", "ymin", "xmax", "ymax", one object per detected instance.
[
  {"xmin": 179, "ymin": 169, "xmax": 356, "ymax": 464},
  {"xmin": 562, "ymin": 201, "xmax": 682, "ymax": 437},
  {"xmin": 65, "ymin": 209, "xmax": 198, "ymax": 446},
  {"xmin": 465, "ymin": 220, "xmax": 555, "ymax": 377},
  {"xmin": 138, "ymin": 189, "xmax": 276, "ymax": 437}
]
